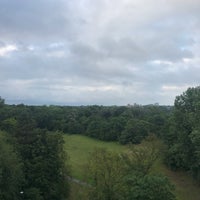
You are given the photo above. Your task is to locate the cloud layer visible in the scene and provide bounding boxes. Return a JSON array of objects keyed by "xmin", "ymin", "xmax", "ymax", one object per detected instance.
[{"xmin": 0, "ymin": 0, "xmax": 200, "ymax": 105}]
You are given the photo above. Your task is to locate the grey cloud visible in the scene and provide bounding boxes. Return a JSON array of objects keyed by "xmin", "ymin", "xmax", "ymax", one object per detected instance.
[
  {"xmin": 99, "ymin": 38, "xmax": 148, "ymax": 62},
  {"xmin": 98, "ymin": 19, "xmax": 194, "ymax": 62},
  {"xmin": 70, "ymin": 42, "xmax": 105, "ymax": 62},
  {"xmin": 0, "ymin": 0, "xmax": 75, "ymax": 42}
]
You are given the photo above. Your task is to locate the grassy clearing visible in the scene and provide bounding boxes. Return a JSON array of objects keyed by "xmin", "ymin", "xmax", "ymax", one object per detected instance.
[
  {"xmin": 160, "ymin": 166, "xmax": 200, "ymax": 200},
  {"xmin": 153, "ymin": 159, "xmax": 200, "ymax": 200},
  {"xmin": 63, "ymin": 134, "xmax": 127, "ymax": 180},
  {"xmin": 64, "ymin": 134, "xmax": 200, "ymax": 200}
]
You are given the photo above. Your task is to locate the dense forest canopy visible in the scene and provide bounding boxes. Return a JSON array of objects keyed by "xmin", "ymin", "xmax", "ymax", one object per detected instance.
[{"xmin": 0, "ymin": 99, "xmax": 172, "ymax": 144}]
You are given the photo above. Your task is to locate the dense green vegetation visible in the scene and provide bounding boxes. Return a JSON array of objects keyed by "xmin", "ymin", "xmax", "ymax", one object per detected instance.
[
  {"xmin": 164, "ymin": 87, "xmax": 200, "ymax": 183},
  {"xmin": 0, "ymin": 98, "xmax": 70, "ymax": 200},
  {"xmin": 65, "ymin": 134, "xmax": 200, "ymax": 200},
  {"xmin": 0, "ymin": 98, "xmax": 172, "ymax": 144},
  {"xmin": 85, "ymin": 136, "xmax": 175, "ymax": 200},
  {"xmin": 0, "ymin": 132, "xmax": 24, "ymax": 200},
  {"xmin": 0, "ymin": 86, "xmax": 200, "ymax": 200}
]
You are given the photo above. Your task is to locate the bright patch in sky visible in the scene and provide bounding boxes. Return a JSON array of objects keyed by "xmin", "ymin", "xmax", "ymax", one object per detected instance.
[{"xmin": 0, "ymin": 44, "xmax": 17, "ymax": 56}]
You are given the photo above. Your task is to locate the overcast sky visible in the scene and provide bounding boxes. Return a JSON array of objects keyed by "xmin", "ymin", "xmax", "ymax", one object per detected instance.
[{"xmin": 0, "ymin": 0, "xmax": 200, "ymax": 105}]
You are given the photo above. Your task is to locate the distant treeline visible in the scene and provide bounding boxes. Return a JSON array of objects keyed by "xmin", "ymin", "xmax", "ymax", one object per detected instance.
[{"xmin": 0, "ymin": 101, "xmax": 172, "ymax": 144}]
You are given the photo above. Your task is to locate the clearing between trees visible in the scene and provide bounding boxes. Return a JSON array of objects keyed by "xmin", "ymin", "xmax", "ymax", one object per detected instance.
[{"xmin": 64, "ymin": 134, "xmax": 200, "ymax": 200}]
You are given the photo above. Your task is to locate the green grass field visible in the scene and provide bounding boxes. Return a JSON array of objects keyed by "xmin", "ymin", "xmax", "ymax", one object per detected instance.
[
  {"xmin": 64, "ymin": 134, "xmax": 200, "ymax": 200},
  {"xmin": 64, "ymin": 134, "xmax": 127, "ymax": 180}
]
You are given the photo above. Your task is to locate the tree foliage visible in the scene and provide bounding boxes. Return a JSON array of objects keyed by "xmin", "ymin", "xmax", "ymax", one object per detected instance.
[
  {"xmin": 124, "ymin": 174, "xmax": 175, "ymax": 200},
  {"xmin": 165, "ymin": 86, "xmax": 200, "ymax": 183},
  {"xmin": 122, "ymin": 135, "xmax": 162, "ymax": 176},
  {"xmin": 0, "ymin": 132, "xmax": 24, "ymax": 200},
  {"xmin": 0, "ymin": 103, "xmax": 70, "ymax": 200},
  {"xmin": 86, "ymin": 137, "xmax": 175, "ymax": 200},
  {"xmin": 86, "ymin": 148, "xmax": 126, "ymax": 200},
  {"xmin": 119, "ymin": 119, "xmax": 152, "ymax": 144},
  {"xmin": 15, "ymin": 127, "xmax": 69, "ymax": 200},
  {"xmin": 0, "ymin": 102, "xmax": 172, "ymax": 144},
  {"xmin": 0, "ymin": 96, "xmax": 5, "ymax": 108}
]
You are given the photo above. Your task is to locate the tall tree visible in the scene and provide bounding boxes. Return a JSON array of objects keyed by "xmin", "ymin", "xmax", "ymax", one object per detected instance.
[
  {"xmin": 0, "ymin": 131, "xmax": 24, "ymax": 200},
  {"xmin": 119, "ymin": 119, "xmax": 152, "ymax": 144},
  {"xmin": 166, "ymin": 86, "xmax": 200, "ymax": 182},
  {"xmin": 86, "ymin": 148, "xmax": 126, "ymax": 200},
  {"xmin": 15, "ymin": 123, "xmax": 70, "ymax": 200},
  {"xmin": 0, "ymin": 96, "xmax": 5, "ymax": 107}
]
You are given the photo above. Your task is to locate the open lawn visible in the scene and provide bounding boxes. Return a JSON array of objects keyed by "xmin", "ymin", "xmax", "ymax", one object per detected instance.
[
  {"xmin": 63, "ymin": 134, "xmax": 127, "ymax": 180},
  {"xmin": 64, "ymin": 134, "xmax": 200, "ymax": 200}
]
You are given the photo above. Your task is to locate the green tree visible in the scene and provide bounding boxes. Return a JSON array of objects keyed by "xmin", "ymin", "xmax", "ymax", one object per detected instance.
[
  {"xmin": 1, "ymin": 118, "xmax": 18, "ymax": 133},
  {"xmin": 86, "ymin": 148, "xmax": 126, "ymax": 200},
  {"xmin": 0, "ymin": 132, "xmax": 24, "ymax": 200},
  {"xmin": 166, "ymin": 86, "xmax": 200, "ymax": 182},
  {"xmin": 0, "ymin": 96, "xmax": 5, "ymax": 107},
  {"xmin": 15, "ymin": 127, "xmax": 70, "ymax": 200},
  {"xmin": 121, "ymin": 135, "xmax": 175, "ymax": 200},
  {"xmin": 124, "ymin": 174, "xmax": 175, "ymax": 200},
  {"xmin": 119, "ymin": 119, "xmax": 152, "ymax": 144},
  {"xmin": 189, "ymin": 129, "xmax": 200, "ymax": 181},
  {"xmin": 122, "ymin": 135, "xmax": 162, "ymax": 176}
]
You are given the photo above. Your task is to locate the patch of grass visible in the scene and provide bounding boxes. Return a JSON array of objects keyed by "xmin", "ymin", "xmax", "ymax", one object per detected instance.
[
  {"xmin": 63, "ymin": 134, "xmax": 126, "ymax": 180},
  {"xmin": 151, "ymin": 155, "xmax": 200, "ymax": 200},
  {"xmin": 159, "ymin": 165, "xmax": 200, "ymax": 200}
]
